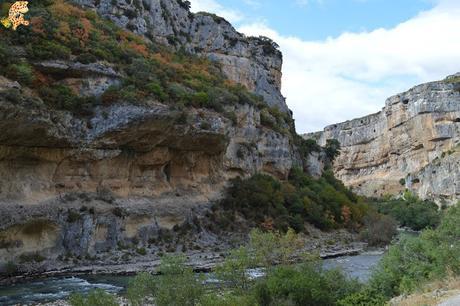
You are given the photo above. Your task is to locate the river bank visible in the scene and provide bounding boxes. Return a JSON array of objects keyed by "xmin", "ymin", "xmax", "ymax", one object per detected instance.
[
  {"xmin": 1, "ymin": 224, "xmax": 366, "ymax": 286},
  {"xmin": 0, "ymin": 251, "xmax": 384, "ymax": 306}
]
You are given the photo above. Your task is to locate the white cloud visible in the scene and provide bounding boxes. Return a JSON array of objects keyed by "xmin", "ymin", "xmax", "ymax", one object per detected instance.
[
  {"xmin": 191, "ymin": 0, "xmax": 460, "ymax": 133},
  {"xmin": 189, "ymin": 0, "xmax": 244, "ymax": 23},
  {"xmin": 239, "ymin": 1, "xmax": 460, "ymax": 132}
]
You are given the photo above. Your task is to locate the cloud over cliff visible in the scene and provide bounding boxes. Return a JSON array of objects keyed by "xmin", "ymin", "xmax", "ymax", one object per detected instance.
[{"xmin": 191, "ymin": 0, "xmax": 460, "ymax": 132}]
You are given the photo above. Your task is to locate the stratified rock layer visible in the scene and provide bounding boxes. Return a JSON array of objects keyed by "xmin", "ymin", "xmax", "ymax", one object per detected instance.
[
  {"xmin": 72, "ymin": 0, "xmax": 288, "ymax": 112},
  {"xmin": 307, "ymin": 75, "xmax": 460, "ymax": 204},
  {"xmin": 0, "ymin": 0, "xmax": 306, "ymax": 277}
]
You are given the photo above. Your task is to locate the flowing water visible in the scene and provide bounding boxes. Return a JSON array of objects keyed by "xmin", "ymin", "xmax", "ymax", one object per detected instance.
[
  {"xmin": 0, "ymin": 252, "xmax": 383, "ymax": 305},
  {"xmin": 322, "ymin": 251, "xmax": 384, "ymax": 282}
]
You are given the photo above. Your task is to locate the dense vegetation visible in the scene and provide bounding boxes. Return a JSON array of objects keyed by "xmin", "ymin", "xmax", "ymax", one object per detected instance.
[
  {"xmin": 0, "ymin": 0, "xmax": 291, "ymax": 133},
  {"xmin": 368, "ymin": 203, "xmax": 459, "ymax": 299},
  {"xmin": 70, "ymin": 203, "xmax": 459, "ymax": 306},
  {"xmin": 216, "ymin": 167, "xmax": 369, "ymax": 232},
  {"xmin": 71, "ymin": 230, "xmax": 364, "ymax": 306},
  {"xmin": 374, "ymin": 191, "xmax": 441, "ymax": 231}
]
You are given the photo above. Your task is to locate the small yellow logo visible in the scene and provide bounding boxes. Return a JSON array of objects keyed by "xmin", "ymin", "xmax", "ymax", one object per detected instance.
[{"xmin": 1, "ymin": 1, "xmax": 30, "ymax": 30}]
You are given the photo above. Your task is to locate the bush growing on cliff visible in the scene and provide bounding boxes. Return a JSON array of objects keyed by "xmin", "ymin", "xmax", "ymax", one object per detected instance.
[
  {"xmin": 325, "ymin": 138, "xmax": 341, "ymax": 162},
  {"xmin": 5, "ymin": 62, "xmax": 34, "ymax": 85}
]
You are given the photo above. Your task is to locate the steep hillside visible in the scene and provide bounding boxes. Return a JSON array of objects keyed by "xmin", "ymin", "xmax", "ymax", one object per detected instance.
[
  {"xmin": 0, "ymin": 0, "xmax": 339, "ymax": 278},
  {"xmin": 73, "ymin": 0, "xmax": 287, "ymax": 112},
  {"xmin": 307, "ymin": 74, "xmax": 460, "ymax": 204}
]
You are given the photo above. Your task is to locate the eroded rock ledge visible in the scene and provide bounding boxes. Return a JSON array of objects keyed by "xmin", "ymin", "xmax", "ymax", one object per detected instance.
[
  {"xmin": 0, "ymin": 74, "xmax": 301, "ymax": 277},
  {"xmin": 306, "ymin": 74, "xmax": 460, "ymax": 204}
]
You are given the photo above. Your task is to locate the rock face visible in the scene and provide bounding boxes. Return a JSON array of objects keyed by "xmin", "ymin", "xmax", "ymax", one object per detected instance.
[
  {"xmin": 71, "ymin": 0, "xmax": 288, "ymax": 112},
  {"xmin": 0, "ymin": 0, "xmax": 311, "ymax": 277},
  {"xmin": 0, "ymin": 57, "xmax": 299, "ymax": 275},
  {"xmin": 307, "ymin": 75, "xmax": 460, "ymax": 204},
  {"xmin": 0, "ymin": 0, "xmax": 323, "ymax": 282}
]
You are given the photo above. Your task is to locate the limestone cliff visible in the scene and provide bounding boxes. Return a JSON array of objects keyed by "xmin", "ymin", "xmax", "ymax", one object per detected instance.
[
  {"xmin": 0, "ymin": 0, "xmax": 308, "ymax": 278},
  {"xmin": 72, "ymin": 0, "xmax": 287, "ymax": 112},
  {"xmin": 307, "ymin": 74, "xmax": 460, "ymax": 204}
]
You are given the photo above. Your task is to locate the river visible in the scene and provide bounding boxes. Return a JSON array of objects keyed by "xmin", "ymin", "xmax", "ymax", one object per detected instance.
[{"xmin": 0, "ymin": 252, "xmax": 383, "ymax": 305}]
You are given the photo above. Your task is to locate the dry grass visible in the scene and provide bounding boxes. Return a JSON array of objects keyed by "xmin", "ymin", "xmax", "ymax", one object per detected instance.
[{"xmin": 391, "ymin": 277, "xmax": 460, "ymax": 306}]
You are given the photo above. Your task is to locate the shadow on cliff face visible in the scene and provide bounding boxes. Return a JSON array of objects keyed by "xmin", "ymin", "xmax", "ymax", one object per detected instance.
[{"xmin": 0, "ymin": 189, "xmax": 254, "ymax": 280}]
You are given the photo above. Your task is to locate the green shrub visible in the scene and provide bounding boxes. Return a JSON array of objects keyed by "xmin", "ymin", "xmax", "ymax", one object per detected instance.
[
  {"xmin": 126, "ymin": 255, "xmax": 204, "ymax": 306},
  {"xmin": 167, "ymin": 82, "xmax": 189, "ymax": 100},
  {"xmin": 191, "ymin": 91, "xmax": 209, "ymax": 107},
  {"xmin": 38, "ymin": 85, "xmax": 84, "ymax": 112},
  {"xmin": 200, "ymin": 292, "xmax": 257, "ymax": 306},
  {"xmin": 216, "ymin": 246, "xmax": 255, "ymax": 293},
  {"xmin": 76, "ymin": 53, "xmax": 98, "ymax": 64},
  {"xmin": 325, "ymin": 139, "xmax": 341, "ymax": 161},
  {"xmin": 369, "ymin": 203, "xmax": 460, "ymax": 299},
  {"xmin": 375, "ymin": 191, "xmax": 441, "ymax": 231},
  {"xmin": 6, "ymin": 63, "xmax": 34, "ymax": 85},
  {"xmin": 337, "ymin": 289, "xmax": 386, "ymax": 306},
  {"xmin": 127, "ymin": 272, "xmax": 156, "ymax": 306},
  {"xmin": 69, "ymin": 288, "xmax": 118, "ymax": 306},
  {"xmin": 146, "ymin": 82, "xmax": 168, "ymax": 101},
  {"xmin": 255, "ymin": 264, "xmax": 361, "ymax": 306},
  {"xmin": 136, "ymin": 247, "xmax": 147, "ymax": 255},
  {"xmin": 27, "ymin": 41, "xmax": 71, "ymax": 60},
  {"xmin": 219, "ymin": 168, "xmax": 367, "ymax": 232},
  {"xmin": 125, "ymin": 229, "xmax": 363, "ymax": 306},
  {"xmin": 260, "ymin": 110, "xmax": 276, "ymax": 129},
  {"xmin": 119, "ymin": 85, "xmax": 139, "ymax": 103},
  {"xmin": 296, "ymin": 137, "xmax": 321, "ymax": 159}
]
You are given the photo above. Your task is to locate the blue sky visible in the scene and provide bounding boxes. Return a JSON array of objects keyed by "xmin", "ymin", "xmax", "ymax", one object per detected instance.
[
  {"xmin": 215, "ymin": 0, "xmax": 435, "ymax": 41},
  {"xmin": 190, "ymin": 0, "xmax": 460, "ymax": 132}
]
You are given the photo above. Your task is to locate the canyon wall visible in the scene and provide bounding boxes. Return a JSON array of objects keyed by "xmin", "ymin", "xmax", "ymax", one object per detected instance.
[
  {"xmin": 0, "ymin": 0, "xmax": 309, "ymax": 276},
  {"xmin": 307, "ymin": 74, "xmax": 460, "ymax": 204},
  {"xmin": 0, "ymin": 68, "xmax": 298, "ymax": 274},
  {"xmin": 72, "ymin": 0, "xmax": 288, "ymax": 112}
]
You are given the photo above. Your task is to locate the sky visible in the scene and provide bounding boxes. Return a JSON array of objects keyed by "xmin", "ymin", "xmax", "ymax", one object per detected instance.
[{"xmin": 189, "ymin": 0, "xmax": 460, "ymax": 133}]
